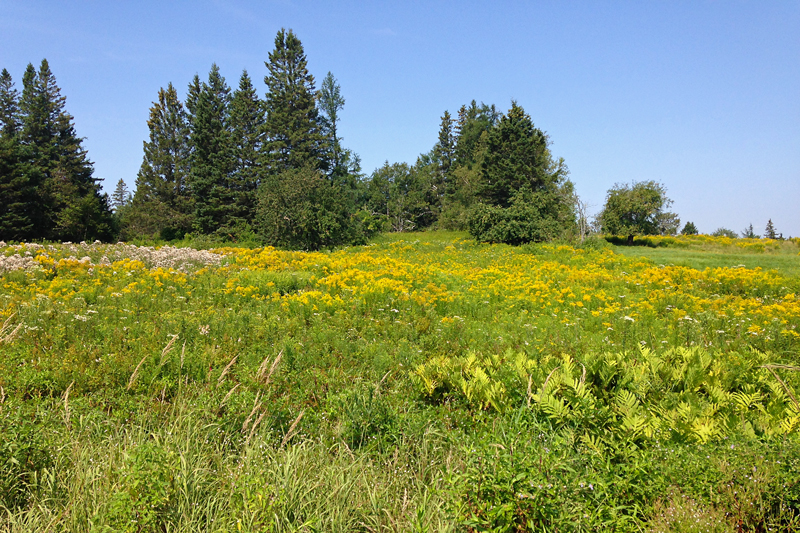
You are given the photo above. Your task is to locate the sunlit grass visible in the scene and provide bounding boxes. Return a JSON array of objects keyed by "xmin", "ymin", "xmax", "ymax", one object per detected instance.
[{"xmin": 1, "ymin": 234, "xmax": 799, "ymax": 531}]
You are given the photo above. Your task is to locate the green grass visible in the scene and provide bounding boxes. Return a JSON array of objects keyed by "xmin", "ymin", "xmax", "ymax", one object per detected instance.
[
  {"xmin": 612, "ymin": 244, "xmax": 800, "ymax": 277},
  {"xmin": 1, "ymin": 236, "xmax": 799, "ymax": 532}
]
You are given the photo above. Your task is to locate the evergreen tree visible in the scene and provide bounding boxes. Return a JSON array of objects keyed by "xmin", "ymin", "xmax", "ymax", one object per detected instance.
[
  {"xmin": 188, "ymin": 64, "xmax": 234, "ymax": 235},
  {"xmin": 111, "ymin": 179, "xmax": 131, "ymax": 211},
  {"xmin": 18, "ymin": 60, "xmax": 112, "ymax": 241},
  {"xmin": 479, "ymin": 102, "xmax": 551, "ymax": 208},
  {"xmin": 764, "ymin": 219, "xmax": 778, "ymax": 239},
  {"xmin": 741, "ymin": 224, "xmax": 759, "ymax": 239},
  {"xmin": 434, "ymin": 110, "xmax": 454, "ymax": 198},
  {"xmin": 0, "ymin": 69, "xmax": 20, "ymax": 136},
  {"xmin": 318, "ymin": 72, "xmax": 345, "ymax": 173},
  {"xmin": 455, "ymin": 100, "xmax": 499, "ymax": 169},
  {"xmin": 228, "ymin": 70, "xmax": 265, "ymax": 228},
  {"xmin": 0, "ymin": 69, "xmax": 37, "ymax": 241},
  {"xmin": 680, "ymin": 221, "xmax": 698, "ymax": 235},
  {"xmin": 127, "ymin": 83, "xmax": 192, "ymax": 239},
  {"xmin": 185, "ymin": 74, "xmax": 202, "ymax": 123},
  {"xmin": 468, "ymin": 102, "xmax": 575, "ymax": 244},
  {"xmin": 262, "ymin": 28, "xmax": 328, "ymax": 173}
]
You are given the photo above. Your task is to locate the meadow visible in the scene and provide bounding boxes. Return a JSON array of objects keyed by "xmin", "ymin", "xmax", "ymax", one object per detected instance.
[{"xmin": 1, "ymin": 233, "xmax": 799, "ymax": 532}]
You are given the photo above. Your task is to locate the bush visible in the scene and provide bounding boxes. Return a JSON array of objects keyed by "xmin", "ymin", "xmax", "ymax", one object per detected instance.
[
  {"xmin": 467, "ymin": 189, "xmax": 574, "ymax": 245},
  {"xmin": 256, "ymin": 166, "xmax": 362, "ymax": 250}
]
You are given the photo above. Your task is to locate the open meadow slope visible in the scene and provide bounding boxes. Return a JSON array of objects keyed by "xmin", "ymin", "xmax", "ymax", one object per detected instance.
[{"xmin": 1, "ymin": 234, "xmax": 799, "ymax": 531}]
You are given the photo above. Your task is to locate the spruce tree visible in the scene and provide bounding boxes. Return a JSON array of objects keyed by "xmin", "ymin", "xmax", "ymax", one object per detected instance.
[
  {"xmin": 434, "ymin": 110, "xmax": 455, "ymax": 198},
  {"xmin": 0, "ymin": 69, "xmax": 37, "ymax": 241},
  {"xmin": 0, "ymin": 69, "xmax": 20, "ymax": 136},
  {"xmin": 764, "ymin": 219, "xmax": 777, "ymax": 239},
  {"xmin": 128, "ymin": 83, "xmax": 192, "ymax": 239},
  {"xmin": 185, "ymin": 74, "xmax": 202, "ymax": 123},
  {"xmin": 262, "ymin": 28, "xmax": 328, "ymax": 173},
  {"xmin": 680, "ymin": 221, "xmax": 699, "ymax": 235},
  {"xmin": 18, "ymin": 60, "xmax": 112, "ymax": 241},
  {"xmin": 318, "ymin": 72, "xmax": 345, "ymax": 173},
  {"xmin": 468, "ymin": 102, "xmax": 575, "ymax": 244},
  {"xmin": 188, "ymin": 64, "xmax": 234, "ymax": 235},
  {"xmin": 111, "ymin": 179, "xmax": 131, "ymax": 211},
  {"xmin": 258, "ymin": 29, "xmax": 363, "ymax": 249},
  {"xmin": 479, "ymin": 101, "xmax": 550, "ymax": 208},
  {"xmin": 228, "ymin": 70, "xmax": 264, "ymax": 228}
]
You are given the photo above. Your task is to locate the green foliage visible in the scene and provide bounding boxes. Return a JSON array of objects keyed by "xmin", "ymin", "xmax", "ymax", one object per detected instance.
[
  {"xmin": 0, "ymin": 403, "xmax": 53, "ymax": 511},
  {"xmin": 413, "ymin": 346, "xmax": 800, "ymax": 443},
  {"xmin": 256, "ymin": 166, "xmax": 357, "ymax": 250},
  {"xmin": 107, "ymin": 441, "xmax": 180, "ymax": 531},
  {"xmin": 189, "ymin": 64, "xmax": 235, "ymax": 235},
  {"xmin": 712, "ymin": 227, "xmax": 738, "ymax": 238},
  {"xmin": 600, "ymin": 180, "xmax": 679, "ymax": 244},
  {"xmin": 5, "ymin": 60, "xmax": 114, "ymax": 242},
  {"xmin": 681, "ymin": 221, "xmax": 698, "ymax": 235},
  {"xmin": 262, "ymin": 28, "xmax": 328, "ymax": 173},
  {"xmin": 318, "ymin": 71, "xmax": 345, "ymax": 173},
  {"xmin": 364, "ymin": 161, "xmax": 437, "ymax": 232},
  {"xmin": 125, "ymin": 83, "xmax": 193, "ymax": 240},
  {"xmin": 463, "ymin": 102, "xmax": 575, "ymax": 244},
  {"xmin": 468, "ymin": 187, "xmax": 576, "ymax": 244},
  {"xmin": 478, "ymin": 102, "xmax": 553, "ymax": 208},
  {"xmin": 228, "ymin": 70, "xmax": 265, "ymax": 229}
]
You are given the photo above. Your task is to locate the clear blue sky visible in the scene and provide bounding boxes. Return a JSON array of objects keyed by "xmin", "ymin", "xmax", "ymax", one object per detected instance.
[{"xmin": 2, "ymin": 1, "xmax": 798, "ymax": 236}]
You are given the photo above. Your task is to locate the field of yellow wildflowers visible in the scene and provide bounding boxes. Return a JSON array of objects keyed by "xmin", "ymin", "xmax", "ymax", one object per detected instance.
[{"xmin": 1, "ymin": 234, "xmax": 799, "ymax": 531}]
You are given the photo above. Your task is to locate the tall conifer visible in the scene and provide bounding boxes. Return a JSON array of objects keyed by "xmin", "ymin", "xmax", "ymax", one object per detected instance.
[
  {"xmin": 228, "ymin": 70, "xmax": 264, "ymax": 228},
  {"xmin": 128, "ymin": 83, "xmax": 192, "ymax": 239},
  {"xmin": 318, "ymin": 72, "xmax": 345, "ymax": 173},
  {"xmin": 434, "ymin": 110, "xmax": 455, "ymax": 199},
  {"xmin": 0, "ymin": 69, "xmax": 36, "ymax": 240},
  {"xmin": 18, "ymin": 60, "xmax": 112, "ymax": 241},
  {"xmin": 262, "ymin": 29, "xmax": 327, "ymax": 173},
  {"xmin": 188, "ymin": 64, "xmax": 234, "ymax": 235}
]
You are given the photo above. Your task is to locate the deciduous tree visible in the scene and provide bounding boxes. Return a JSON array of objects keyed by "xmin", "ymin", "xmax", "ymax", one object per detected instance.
[{"xmin": 599, "ymin": 181, "xmax": 678, "ymax": 245}]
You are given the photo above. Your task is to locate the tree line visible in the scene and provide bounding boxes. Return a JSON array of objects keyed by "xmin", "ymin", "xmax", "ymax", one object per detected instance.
[
  {"xmin": 1, "ymin": 30, "xmax": 786, "ymax": 248},
  {"xmin": 0, "ymin": 61, "xmax": 113, "ymax": 242}
]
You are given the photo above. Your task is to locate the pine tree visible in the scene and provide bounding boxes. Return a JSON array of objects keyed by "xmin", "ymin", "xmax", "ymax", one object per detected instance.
[
  {"xmin": 318, "ymin": 72, "xmax": 345, "ymax": 173},
  {"xmin": 111, "ymin": 179, "xmax": 131, "ymax": 211},
  {"xmin": 228, "ymin": 70, "xmax": 264, "ymax": 228},
  {"xmin": 18, "ymin": 60, "xmax": 113, "ymax": 241},
  {"xmin": 185, "ymin": 74, "xmax": 202, "ymax": 123},
  {"xmin": 262, "ymin": 28, "xmax": 328, "ymax": 173},
  {"xmin": 0, "ymin": 69, "xmax": 37, "ymax": 241},
  {"xmin": 479, "ymin": 101, "xmax": 550, "ymax": 208},
  {"xmin": 468, "ymin": 102, "xmax": 575, "ymax": 244},
  {"xmin": 434, "ymin": 110, "xmax": 455, "ymax": 198},
  {"xmin": 680, "ymin": 221, "xmax": 699, "ymax": 235},
  {"xmin": 188, "ymin": 64, "xmax": 234, "ymax": 235},
  {"xmin": 764, "ymin": 219, "xmax": 777, "ymax": 239},
  {"xmin": 128, "ymin": 82, "xmax": 192, "ymax": 239}
]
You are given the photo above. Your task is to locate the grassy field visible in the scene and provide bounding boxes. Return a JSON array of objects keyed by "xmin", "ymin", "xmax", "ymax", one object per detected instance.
[
  {"xmin": 1, "ymin": 233, "xmax": 799, "ymax": 531},
  {"xmin": 611, "ymin": 235, "xmax": 800, "ymax": 278}
]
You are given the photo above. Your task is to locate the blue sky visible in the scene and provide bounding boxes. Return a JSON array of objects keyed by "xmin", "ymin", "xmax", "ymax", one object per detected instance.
[{"xmin": 2, "ymin": 1, "xmax": 798, "ymax": 236}]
